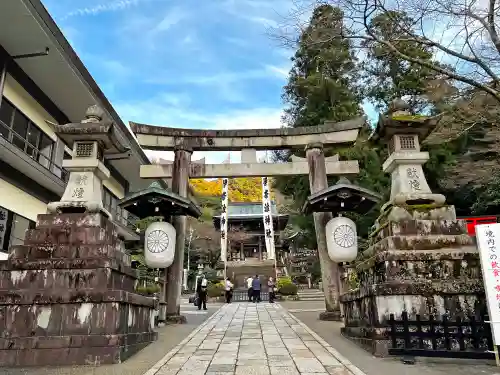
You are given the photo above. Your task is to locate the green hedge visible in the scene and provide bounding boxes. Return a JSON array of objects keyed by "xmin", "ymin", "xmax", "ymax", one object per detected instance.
[
  {"xmin": 207, "ymin": 281, "xmax": 225, "ymax": 298},
  {"xmin": 279, "ymin": 283, "xmax": 298, "ymax": 295},
  {"xmin": 136, "ymin": 284, "xmax": 160, "ymax": 295},
  {"xmin": 277, "ymin": 277, "xmax": 297, "ymax": 295}
]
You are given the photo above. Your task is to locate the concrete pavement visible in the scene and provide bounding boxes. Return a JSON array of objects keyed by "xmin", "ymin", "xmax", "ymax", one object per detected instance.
[{"xmin": 143, "ymin": 302, "xmax": 365, "ymax": 375}]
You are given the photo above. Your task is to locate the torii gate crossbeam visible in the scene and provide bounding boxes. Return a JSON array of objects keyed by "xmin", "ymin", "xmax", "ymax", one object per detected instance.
[{"xmin": 130, "ymin": 117, "xmax": 364, "ymax": 151}]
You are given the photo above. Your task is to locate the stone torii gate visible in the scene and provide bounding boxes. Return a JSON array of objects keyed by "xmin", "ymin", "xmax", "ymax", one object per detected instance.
[{"xmin": 130, "ymin": 117, "xmax": 364, "ymax": 320}]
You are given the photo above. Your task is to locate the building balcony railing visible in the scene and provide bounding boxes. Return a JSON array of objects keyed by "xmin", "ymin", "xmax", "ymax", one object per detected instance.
[{"xmin": 0, "ymin": 120, "xmax": 68, "ymax": 182}]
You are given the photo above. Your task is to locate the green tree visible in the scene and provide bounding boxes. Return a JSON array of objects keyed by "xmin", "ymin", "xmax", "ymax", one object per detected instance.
[
  {"xmin": 361, "ymin": 11, "xmax": 442, "ymax": 112},
  {"xmin": 282, "ymin": 5, "xmax": 362, "ymax": 129},
  {"xmin": 274, "ymin": 5, "xmax": 363, "ymax": 248}
]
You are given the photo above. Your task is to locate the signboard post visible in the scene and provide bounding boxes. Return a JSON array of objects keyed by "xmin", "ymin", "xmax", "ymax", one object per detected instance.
[{"xmin": 475, "ymin": 223, "xmax": 500, "ymax": 366}]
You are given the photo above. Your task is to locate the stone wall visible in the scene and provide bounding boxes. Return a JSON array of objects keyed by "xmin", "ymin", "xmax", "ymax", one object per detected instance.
[
  {"xmin": 340, "ymin": 204, "xmax": 486, "ymax": 356},
  {"xmin": 0, "ymin": 213, "xmax": 157, "ymax": 367}
]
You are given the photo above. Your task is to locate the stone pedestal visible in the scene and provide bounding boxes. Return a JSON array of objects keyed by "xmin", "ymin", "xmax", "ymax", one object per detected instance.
[
  {"xmin": 0, "ymin": 213, "xmax": 157, "ymax": 366},
  {"xmin": 339, "ymin": 204, "xmax": 484, "ymax": 356}
]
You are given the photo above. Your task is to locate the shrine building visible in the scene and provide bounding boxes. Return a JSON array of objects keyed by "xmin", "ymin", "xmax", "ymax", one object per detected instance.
[{"xmin": 213, "ymin": 202, "xmax": 289, "ymax": 288}]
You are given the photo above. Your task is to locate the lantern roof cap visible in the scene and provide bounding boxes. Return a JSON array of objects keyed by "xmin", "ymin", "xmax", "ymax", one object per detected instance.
[
  {"xmin": 302, "ymin": 178, "xmax": 381, "ymax": 215},
  {"xmin": 370, "ymin": 98, "xmax": 443, "ymax": 142},
  {"xmin": 119, "ymin": 186, "xmax": 201, "ymax": 219}
]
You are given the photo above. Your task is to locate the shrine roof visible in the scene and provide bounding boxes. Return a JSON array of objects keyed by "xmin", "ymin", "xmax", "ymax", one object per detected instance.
[{"xmin": 227, "ymin": 202, "xmax": 279, "ymax": 216}]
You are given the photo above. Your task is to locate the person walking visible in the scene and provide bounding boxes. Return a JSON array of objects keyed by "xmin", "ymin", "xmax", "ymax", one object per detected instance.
[
  {"xmin": 268, "ymin": 276, "xmax": 276, "ymax": 303},
  {"xmin": 225, "ymin": 277, "xmax": 234, "ymax": 303},
  {"xmin": 251, "ymin": 275, "xmax": 261, "ymax": 303},
  {"xmin": 196, "ymin": 274, "xmax": 208, "ymax": 310},
  {"xmin": 246, "ymin": 275, "xmax": 253, "ymax": 302}
]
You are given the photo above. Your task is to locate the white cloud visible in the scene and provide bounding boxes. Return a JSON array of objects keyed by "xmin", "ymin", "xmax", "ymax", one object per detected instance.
[
  {"xmin": 265, "ymin": 64, "xmax": 290, "ymax": 79},
  {"xmin": 153, "ymin": 7, "xmax": 187, "ymax": 33},
  {"xmin": 245, "ymin": 16, "xmax": 279, "ymax": 28},
  {"xmin": 61, "ymin": 0, "xmax": 150, "ymax": 19},
  {"xmin": 115, "ymin": 94, "xmax": 284, "ymax": 164}
]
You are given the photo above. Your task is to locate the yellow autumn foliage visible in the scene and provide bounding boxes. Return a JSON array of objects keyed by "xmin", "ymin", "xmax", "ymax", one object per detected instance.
[{"xmin": 190, "ymin": 178, "xmax": 273, "ymax": 202}]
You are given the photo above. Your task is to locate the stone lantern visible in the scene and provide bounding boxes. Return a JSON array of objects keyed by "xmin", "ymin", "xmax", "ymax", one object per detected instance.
[
  {"xmin": 0, "ymin": 106, "xmax": 158, "ymax": 367},
  {"xmin": 339, "ymin": 100, "xmax": 480, "ymax": 357},
  {"xmin": 372, "ymin": 99, "xmax": 445, "ymax": 208}
]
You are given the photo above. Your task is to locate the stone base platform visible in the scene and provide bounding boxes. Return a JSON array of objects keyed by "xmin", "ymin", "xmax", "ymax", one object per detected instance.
[
  {"xmin": 340, "ymin": 205, "xmax": 486, "ymax": 357},
  {"xmin": 0, "ymin": 213, "xmax": 157, "ymax": 367},
  {"xmin": 0, "ymin": 332, "xmax": 158, "ymax": 366},
  {"xmin": 340, "ymin": 326, "xmax": 390, "ymax": 357},
  {"xmin": 319, "ymin": 310, "xmax": 342, "ymax": 321}
]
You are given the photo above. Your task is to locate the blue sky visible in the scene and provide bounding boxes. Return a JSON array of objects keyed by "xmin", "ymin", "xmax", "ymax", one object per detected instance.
[{"xmin": 43, "ymin": 0, "xmax": 374, "ymax": 163}]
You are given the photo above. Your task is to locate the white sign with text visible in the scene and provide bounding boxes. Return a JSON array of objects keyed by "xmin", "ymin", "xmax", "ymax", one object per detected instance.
[{"xmin": 476, "ymin": 223, "xmax": 500, "ymax": 345}]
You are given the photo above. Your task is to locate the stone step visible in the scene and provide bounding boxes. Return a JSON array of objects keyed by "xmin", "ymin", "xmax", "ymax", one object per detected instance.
[
  {"xmin": 0, "ymin": 266, "xmax": 136, "ymax": 290},
  {"xmin": 298, "ymin": 291, "xmax": 324, "ymax": 296},
  {"xmin": 298, "ymin": 296, "xmax": 325, "ymax": 301}
]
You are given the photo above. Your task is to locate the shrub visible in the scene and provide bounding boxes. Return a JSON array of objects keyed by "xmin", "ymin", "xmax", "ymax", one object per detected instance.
[
  {"xmin": 279, "ymin": 283, "xmax": 298, "ymax": 295},
  {"xmin": 136, "ymin": 283, "xmax": 160, "ymax": 295},
  {"xmin": 207, "ymin": 282, "xmax": 225, "ymax": 298},
  {"xmin": 277, "ymin": 276, "xmax": 293, "ymax": 289}
]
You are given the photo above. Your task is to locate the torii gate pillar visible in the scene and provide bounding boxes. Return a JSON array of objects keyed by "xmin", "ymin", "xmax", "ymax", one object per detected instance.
[
  {"xmin": 306, "ymin": 143, "xmax": 342, "ymax": 321},
  {"xmin": 165, "ymin": 145, "xmax": 192, "ymax": 323}
]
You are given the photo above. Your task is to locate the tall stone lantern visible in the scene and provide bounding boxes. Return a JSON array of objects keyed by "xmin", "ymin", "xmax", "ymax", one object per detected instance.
[
  {"xmin": 339, "ymin": 100, "xmax": 481, "ymax": 357},
  {"xmin": 0, "ymin": 106, "xmax": 157, "ymax": 367}
]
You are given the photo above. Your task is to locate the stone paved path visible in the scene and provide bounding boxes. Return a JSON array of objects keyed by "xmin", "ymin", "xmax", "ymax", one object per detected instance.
[{"xmin": 144, "ymin": 303, "xmax": 364, "ymax": 375}]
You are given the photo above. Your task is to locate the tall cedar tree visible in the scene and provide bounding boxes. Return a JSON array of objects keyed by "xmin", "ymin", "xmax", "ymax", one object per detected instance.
[{"xmin": 274, "ymin": 5, "xmax": 362, "ymax": 248}]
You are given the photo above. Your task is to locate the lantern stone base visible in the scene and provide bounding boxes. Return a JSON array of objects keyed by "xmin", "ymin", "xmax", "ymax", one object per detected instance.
[
  {"xmin": 165, "ymin": 314, "xmax": 187, "ymax": 324},
  {"xmin": 340, "ymin": 204, "xmax": 486, "ymax": 357},
  {"xmin": 0, "ymin": 213, "xmax": 158, "ymax": 367},
  {"xmin": 319, "ymin": 310, "xmax": 342, "ymax": 321}
]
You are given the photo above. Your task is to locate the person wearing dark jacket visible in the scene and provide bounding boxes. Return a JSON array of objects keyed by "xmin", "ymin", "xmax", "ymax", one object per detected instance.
[
  {"xmin": 251, "ymin": 275, "xmax": 261, "ymax": 303},
  {"xmin": 268, "ymin": 277, "xmax": 276, "ymax": 303},
  {"xmin": 196, "ymin": 275, "xmax": 208, "ymax": 310}
]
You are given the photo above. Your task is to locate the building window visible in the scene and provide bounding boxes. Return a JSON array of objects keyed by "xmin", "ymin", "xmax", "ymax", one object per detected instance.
[
  {"xmin": 0, "ymin": 97, "xmax": 60, "ymax": 179},
  {"xmin": 103, "ymin": 187, "xmax": 133, "ymax": 226},
  {"xmin": 0, "ymin": 206, "xmax": 35, "ymax": 253}
]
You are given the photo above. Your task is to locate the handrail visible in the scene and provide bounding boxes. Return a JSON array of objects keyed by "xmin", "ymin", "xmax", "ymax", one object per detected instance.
[{"xmin": 0, "ymin": 119, "xmax": 68, "ymax": 182}]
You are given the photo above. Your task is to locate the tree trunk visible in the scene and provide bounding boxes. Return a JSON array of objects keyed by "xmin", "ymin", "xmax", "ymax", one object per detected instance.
[
  {"xmin": 165, "ymin": 147, "xmax": 191, "ymax": 321},
  {"xmin": 306, "ymin": 143, "xmax": 342, "ymax": 320}
]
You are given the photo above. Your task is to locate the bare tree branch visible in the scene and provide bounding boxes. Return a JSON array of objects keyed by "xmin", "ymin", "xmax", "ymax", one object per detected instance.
[{"xmin": 275, "ymin": 0, "xmax": 500, "ymax": 103}]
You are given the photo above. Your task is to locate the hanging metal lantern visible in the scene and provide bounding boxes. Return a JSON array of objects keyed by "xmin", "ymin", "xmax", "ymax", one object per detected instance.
[
  {"xmin": 144, "ymin": 222, "xmax": 176, "ymax": 268},
  {"xmin": 326, "ymin": 216, "xmax": 358, "ymax": 262}
]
